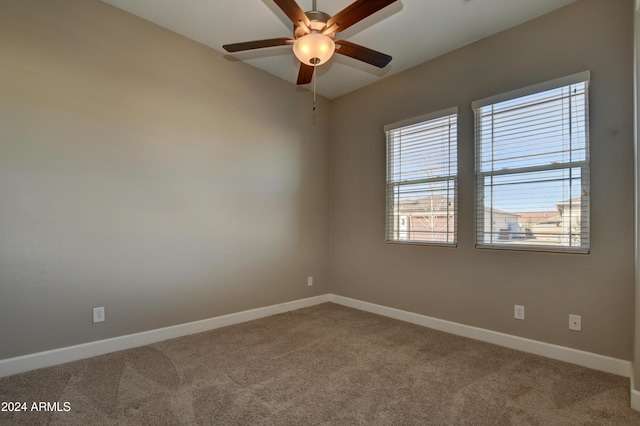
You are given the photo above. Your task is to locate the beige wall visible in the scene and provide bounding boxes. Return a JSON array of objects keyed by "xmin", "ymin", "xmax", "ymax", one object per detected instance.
[
  {"xmin": 0, "ymin": 0, "xmax": 636, "ymax": 365},
  {"xmin": 0, "ymin": 0, "xmax": 330, "ymax": 359},
  {"xmin": 330, "ymin": 0, "xmax": 634, "ymax": 360},
  {"xmin": 634, "ymin": 0, "xmax": 640, "ymax": 392}
]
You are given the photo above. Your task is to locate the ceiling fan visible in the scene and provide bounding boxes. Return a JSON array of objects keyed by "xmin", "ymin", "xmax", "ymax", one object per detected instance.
[{"xmin": 222, "ymin": 0, "xmax": 398, "ymax": 85}]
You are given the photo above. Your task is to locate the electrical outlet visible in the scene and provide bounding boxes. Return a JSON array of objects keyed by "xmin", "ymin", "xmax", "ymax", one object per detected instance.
[
  {"xmin": 569, "ymin": 314, "xmax": 581, "ymax": 331},
  {"xmin": 307, "ymin": 276, "xmax": 313, "ymax": 287},
  {"xmin": 93, "ymin": 306, "xmax": 105, "ymax": 323},
  {"xmin": 514, "ymin": 305, "xmax": 525, "ymax": 320}
]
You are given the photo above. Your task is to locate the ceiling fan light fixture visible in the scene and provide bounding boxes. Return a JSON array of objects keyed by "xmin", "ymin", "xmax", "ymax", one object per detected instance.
[{"xmin": 293, "ymin": 33, "xmax": 335, "ymax": 66}]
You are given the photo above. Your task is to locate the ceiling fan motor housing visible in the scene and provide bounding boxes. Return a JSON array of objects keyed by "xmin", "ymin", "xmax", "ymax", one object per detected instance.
[
  {"xmin": 293, "ymin": 10, "xmax": 335, "ymax": 66},
  {"xmin": 293, "ymin": 10, "xmax": 333, "ymax": 39}
]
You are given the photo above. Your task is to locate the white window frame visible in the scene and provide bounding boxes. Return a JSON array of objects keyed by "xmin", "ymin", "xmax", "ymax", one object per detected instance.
[
  {"xmin": 472, "ymin": 71, "xmax": 590, "ymax": 253},
  {"xmin": 385, "ymin": 107, "xmax": 458, "ymax": 246}
]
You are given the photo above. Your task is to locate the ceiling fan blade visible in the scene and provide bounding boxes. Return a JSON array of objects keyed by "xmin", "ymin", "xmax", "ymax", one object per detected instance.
[
  {"xmin": 273, "ymin": 0, "xmax": 310, "ymax": 27},
  {"xmin": 335, "ymin": 40, "xmax": 391, "ymax": 68},
  {"xmin": 223, "ymin": 38, "xmax": 293, "ymax": 52},
  {"xmin": 327, "ymin": 0, "xmax": 397, "ymax": 33},
  {"xmin": 297, "ymin": 63, "xmax": 314, "ymax": 85}
]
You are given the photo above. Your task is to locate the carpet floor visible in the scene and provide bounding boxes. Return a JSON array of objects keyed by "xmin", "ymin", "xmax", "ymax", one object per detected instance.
[{"xmin": 1, "ymin": 303, "xmax": 640, "ymax": 425}]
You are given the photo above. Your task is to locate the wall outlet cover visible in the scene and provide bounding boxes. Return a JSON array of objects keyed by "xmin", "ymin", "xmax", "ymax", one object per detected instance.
[
  {"xmin": 93, "ymin": 306, "xmax": 105, "ymax": 323},
  {"xmin": 569, "ymin": 314, "xmax": 581, "ymax": 331}
]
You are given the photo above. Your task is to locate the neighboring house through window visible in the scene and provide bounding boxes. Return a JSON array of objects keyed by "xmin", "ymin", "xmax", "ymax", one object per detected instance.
[
  {"xmin": 385, "ymin": 107, "xmax": 458, "ymax": 245},
  {"xmin": 472, "ymin": 71, "xmax": 590, "ymax": 253}
]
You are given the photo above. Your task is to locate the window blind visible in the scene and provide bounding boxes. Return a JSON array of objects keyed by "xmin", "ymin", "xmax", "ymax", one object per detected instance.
[
  {"xmin": 385, "ymin": 107, "xmax": 458, "ymax": 245},
  {"xmin": 473, "ymin": 72, "xmax": 590, "ymax": 252}
]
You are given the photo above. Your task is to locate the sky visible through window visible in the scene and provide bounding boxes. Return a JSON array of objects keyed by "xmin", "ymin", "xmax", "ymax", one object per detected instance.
[
  {"xmin": 477, "ymin": 83, "xmax": 587, "ymax": 213},
  {"xmin": 474, "ymin": 77, "xmax": 589, "ymax": 251},
  {"xmin": 387, "ymin": 78, "xmax": 588, "ymax": 248},
  {"xmin": 390, "ymin": 115, "xmax": 457, "ymax": 185},
  {"xmin": 387, "ymin": 111, "xmax": 458, "ymax": 244},
  {"xmin": 392, "ymin": 83, "xmax": 587, "ymax": 213}
]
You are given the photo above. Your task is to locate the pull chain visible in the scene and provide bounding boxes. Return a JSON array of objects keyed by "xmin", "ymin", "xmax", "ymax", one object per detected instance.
[{"xmin": 313, "ymin": 67, "xmax": 317, "ymax": 111}]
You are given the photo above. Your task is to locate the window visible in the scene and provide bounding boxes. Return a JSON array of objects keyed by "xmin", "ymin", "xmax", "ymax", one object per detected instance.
[
  {"xmin": 385, "ymin": 107, "xmax": 458, "ymax": 245},
  {"xmin": 473, "ymin": 71, "xmax": 590, "ymax": 252}
]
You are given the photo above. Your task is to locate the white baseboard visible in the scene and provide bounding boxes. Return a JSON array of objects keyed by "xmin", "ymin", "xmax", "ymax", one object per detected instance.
[
  {"xmin": 329, "ymin": 294, "xmax": 632, "ymax": 378},
  {"xmin": 0, "ymin": 294, "xmax": 330, "ymax": 378},
  {"xmin": 633, "ymin": 387, "xmax": 640, "ymax": 411},
  {"xmin": 631, "ymin": 366, "xmax": 640, "ymax": 410},
  {"xmin": 0, "ymin": 293, "xmax": 632, "ymax": 385}
]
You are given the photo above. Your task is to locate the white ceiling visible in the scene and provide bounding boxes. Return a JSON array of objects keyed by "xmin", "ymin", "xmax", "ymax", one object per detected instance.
[{"xmin": 101, "ymin": 0, "xmax": 576, "ymax": 99}]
